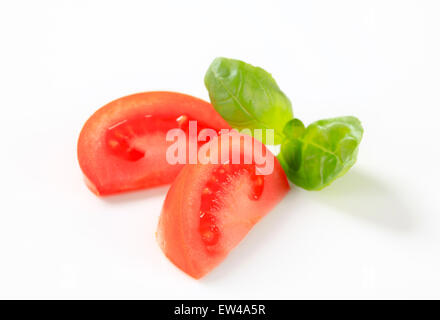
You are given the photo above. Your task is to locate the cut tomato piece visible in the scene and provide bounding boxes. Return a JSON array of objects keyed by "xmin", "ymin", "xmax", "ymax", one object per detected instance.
[
  {"xmin": 77, "ymin": 92, "xmax": 230, "ymax": 196},
  {"xmin": 156, "ymin": 133, "xmax": 290, "ymax": 279}
]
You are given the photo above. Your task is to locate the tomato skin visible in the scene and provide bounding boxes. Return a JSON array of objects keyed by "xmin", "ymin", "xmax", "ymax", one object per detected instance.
[
  {"xmin": 156, "ymin": 133, "xmax": 290, "ymax": 279},
  {"xmin": 77, "ymin": 91, "xmax": 230, "ymax": 196}
]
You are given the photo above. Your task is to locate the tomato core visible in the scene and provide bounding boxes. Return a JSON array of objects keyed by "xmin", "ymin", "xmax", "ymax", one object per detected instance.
[
  {"xmin": 105, "ymin": 114, "xmax": 211, "ymax": 162},
  {"xmin": 199, "ymin": 164, "xmax": 265, "ymax": 248}
]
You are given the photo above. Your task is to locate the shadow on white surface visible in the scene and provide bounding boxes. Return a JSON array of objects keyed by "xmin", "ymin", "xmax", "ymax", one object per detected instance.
[
  {"xmin": 308, "ymin": 169, "xmax": 415, "ymax": 232},
  {"xmin": 100, "ymin": 185, "xmax": 170, "ymax": 204}
]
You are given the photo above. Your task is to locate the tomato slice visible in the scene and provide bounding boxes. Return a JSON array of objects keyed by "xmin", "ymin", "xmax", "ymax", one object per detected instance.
[
  {"xmin": 156, "ymin": 133, "xmax": 290, "ymax": 279},
  {"xmin": 77, "ymin": 92, "xmax": 230, "ymax": 195}
]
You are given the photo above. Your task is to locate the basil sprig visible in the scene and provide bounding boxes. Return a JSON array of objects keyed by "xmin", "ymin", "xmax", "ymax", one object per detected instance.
[
  {"xmin": 279, "ymin": 117, "xmax": 363, "ymax": 190},
  {"xmin": 204, "ymin": 57, "xmax": 293, "ymax": 144},
  {"xmin": 204, "ymin": 57, "xmax": 363, "ymax": 190}
]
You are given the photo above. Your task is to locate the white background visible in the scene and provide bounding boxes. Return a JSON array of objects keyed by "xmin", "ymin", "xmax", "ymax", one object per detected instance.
[{"xmin": 0, "ymin": 0, "xmax": 439, "ymax": 299}]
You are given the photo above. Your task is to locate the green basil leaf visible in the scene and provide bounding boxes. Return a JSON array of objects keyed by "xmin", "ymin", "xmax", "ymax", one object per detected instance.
[
  {"xmin": 279, "ymin": 116, "xmax": 363, "ymax": 190},
  {"xmin": 283, "ymin": 118, "xmax": 305, "ymax": 139},
  {"xmin": 204, "ymin": 57, "xmax": 293, "ymax": 144}
]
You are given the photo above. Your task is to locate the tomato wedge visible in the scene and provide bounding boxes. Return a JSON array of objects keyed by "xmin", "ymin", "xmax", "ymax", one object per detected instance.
[
  {"xmin": 156, "ymin": 133, "xmax": 290, "ymax": 279},
  {"xmin": 77, "ymin": 92, "xmax": 230, "ymax": 195}
]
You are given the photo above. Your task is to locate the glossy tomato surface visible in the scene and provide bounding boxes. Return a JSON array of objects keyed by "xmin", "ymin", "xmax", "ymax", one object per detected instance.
[
  {"xmin": 77, "ymin": 91, "xmax": 230, "ymax": 195},
  {"xmin": 157, "ymin": 133, "xmax": 290, "ymax": 279}
]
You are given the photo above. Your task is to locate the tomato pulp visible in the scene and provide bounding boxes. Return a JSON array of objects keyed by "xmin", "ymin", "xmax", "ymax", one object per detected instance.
[
  {"xmin": 157, "ymin": 133, "xmax": 290, "ymax": 279},
  {"xmin": 77, "ymin": 92, "xmax": 230, "ymax": 195}
]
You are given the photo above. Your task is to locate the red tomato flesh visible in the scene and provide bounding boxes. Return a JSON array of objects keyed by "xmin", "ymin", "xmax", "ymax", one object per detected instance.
[
  {"xmin": 77, "ymin": 92, "xmax": 230, "ymax": 195},
  {"xmin": 156, "ymin": 133, "xmax": 290, "ymax": 279}
]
